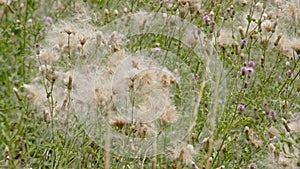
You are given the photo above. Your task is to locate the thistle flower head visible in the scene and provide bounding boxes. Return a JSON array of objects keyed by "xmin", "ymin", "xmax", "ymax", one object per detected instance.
[{"xmin": 237, "ymin": 104, "xmax": 245, "ymax": 111}]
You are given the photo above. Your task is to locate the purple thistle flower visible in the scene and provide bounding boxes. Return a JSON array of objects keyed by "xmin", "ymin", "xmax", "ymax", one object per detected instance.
[
  {"xmin": 203, "ymin": 15, "xmax": 210, "ymax": 22},
  {"xmin": 248, "ymin": 61, "xmax": 255, "ymax": 67},
  {"xmin": 153, "ymin": 47, "xmax": 161, "ymax": 53},
  {"xmin": 269, "ymin": 110, "xmax": 276, "ymax": 117},
  {"xmin": 237, "ymin": 104, "xmax": 245, "ymax": 111},
  {"xmin": 46, "ymin": 16, "xmax": 53, "ymax": 23},
  {"xmin": 247, "ymin": 67, "xmax": 254, "ymax": 74},
  {"xmin": 241, "ymin": 39, "xmax": 247, "ymax": 45},
  {"xmin": 192, "ymin": 74, "xmax": 198, "ymax": 80},
  {"xmin": 286, "ymin": 69, "xmax": 292, "ymax": 77},
  {"xmin": 297, "ymin": 85, "xmax": 300, "ymax": 92},
  {"xmin": 241, "ymin": 66, "xmax": 247, "ymax": 74}
]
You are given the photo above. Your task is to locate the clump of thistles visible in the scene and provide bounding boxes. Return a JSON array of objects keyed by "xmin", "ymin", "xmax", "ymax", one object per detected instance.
[{"xmin": 24, "ymin": 11, "xmax": 180, "ymax": 141}]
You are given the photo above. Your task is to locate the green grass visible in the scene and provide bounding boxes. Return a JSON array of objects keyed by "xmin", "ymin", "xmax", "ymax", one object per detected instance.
[{"xmin": 0, "ymin": 0, "xmax": 300, "ymax": 168}]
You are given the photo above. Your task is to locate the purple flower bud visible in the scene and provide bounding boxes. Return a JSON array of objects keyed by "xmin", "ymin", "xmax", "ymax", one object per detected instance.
[
  {"xmin": 237, "ymin": 104, "xmax": 245, "ymax": 111},
  {"xmin": 46, "ymin": 16, "xmax": 53, "ymax": 23},
  {"xmin": 297, "ymin": 85, "xmax": 300, "ymax": 92},
  {"xmin": 248, "ymin": 61, "xmax": 255, "ymax": 67}
]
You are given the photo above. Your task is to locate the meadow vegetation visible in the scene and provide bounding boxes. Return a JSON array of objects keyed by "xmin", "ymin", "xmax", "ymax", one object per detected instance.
[{"xmin": 0, "ymin": 0, "xmax": 299, "ymax": 168}]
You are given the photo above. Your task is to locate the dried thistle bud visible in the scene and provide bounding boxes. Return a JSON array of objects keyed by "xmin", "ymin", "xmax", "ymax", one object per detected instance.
[
  {"xmin": 43, "ymin": 109, "xmax": 50, "ymax": 122},
  {"xmin": 232, "ymin": 41, "xmax": 239, "ymax": 54},
  {"xmin": 285, "ymin": 61, "xmax": 290, "ymax": 69},
  {"xmin": 79, "ymin": 37, "xmax": 87, "ymax": 46},
  {"xmin": 114, "ymin": 9, "xmax": 119, "ymax": 17},
  {"xmin": 64, "ymin": 29, "xmax": 75, "ymax": 35},
  {"xmin": 207, "ymin": 157, "xmax": 213, "ymax": 168},
  {"xmin": 260, "ymin": 39, "xmax": 269, "ymax": 49},
  {"xmin": 170, "ymin": 76, "xmax": 176, "ymax": 84},
  {"xmin": 239, "ymin": 53, "xmax": 245, "ymax": 60},
  {"xmin": 46, "ymin": 70, "xmax": 58, "ymax": 83},
  {"xmin": 251, "ymin": 139, "xmax": 262, "ymax": 148},
  {"xmin": 67, "ymin": 76, "xmax": 72, "ymax": 90},
  {"xmin": 191, "ymin": 161, "xmax": 199, "ymax": 169},
  {"xmin": 112, "ymin": 43, "xmax": 120, "ymax": 52},
  {"xmin": 215, "ymin": 165, "xmax": 225, "ymax": 169},
  {"xmin": 274, "ymin": 34, "xmax": 282, "ymax": 46},
  {"xmin": 241, "ymin": 0, "xmax": 248, "ymax": 6},
  {"xmin": 244, "ymin": 126, "xmax": 250, "ymax": 133},
  {"xmin": 255, "ymin": 2, "xmax": 264, "ymax": 11},
  {"xmin": 260, "ymin": 55, "xmax": 264, "ymax": 67},
  {"xmin": 238, "ymin": 26, "xmax": 244, "ymax": 39},
  {"xmin": 226, "ymin": 7, "xmax": 231, "ymax": 13},
  {"xmin": 4, "ymin": 146, "xmax": 10, "ymax": 161},
  {"xmin": 131, "ymin": 60, "xmax": 139, "ymax": 68},
  {"xmin": 244, "ymin": 126, "xmax": 251, "ymax": 140},
  {"xmin": 269, "ymin": 143, "xmax": 276, "ymax": 152},
  {"xmin": 104, "ymin": 8, "xmax": 109, "ymax": 17},
  {"xmin": 272, "ymin": 19, "xmax": 278, "ymax": 32},
  {"xmin": 13, "ymin": 87, "xmax": 21, "ymax": 101},
  {"xmin": 4, "ymin": 146, "xmax": 9, "ymax": 156},
  {"xmin": 123, "ymin": 7, "xmax": 128, "ymax": 14},
  {"xmin": 282, "ymin": 118, "xmax": 291, "ymax": 132},
  {"xmin": 20, "ymin": 3, "xmax": 24, "ymax": 9},
  {"xmin": 209, "ymin": 11, "xmax": 215, "ymax": 17}
]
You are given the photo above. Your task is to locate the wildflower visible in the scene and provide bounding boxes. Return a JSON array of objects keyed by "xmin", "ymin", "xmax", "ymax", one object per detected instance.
[
  {"xmin": 269, "ymin": 110, "xmax": 276, "ymax": 117},
  {"xmin": 241, "ymin": 39, "xmax": 247, "ymax": 45},
  {"xmin": 46, "ymin": 16, "xmax": 53, "ymax": 23},
  {"xmin": 245, "ymin": 68, "xmax": 253, "ymax": 75},
  {"xmin": 238, "ymin": 104, "xmax": 245, "ymax": 111},
  {"xmin": 278, "ymin": 76, "xmax": 283, "ymax": 83},
  {"xmin": 203, "ymin": 14, "xmax": 210, "ymax": 23},
  {"xmin": 153, "ymin": 47, "xmax": 161, "ymax": 53},
  {"xmin": 248, "ymin": 61, "xmax": 255, "ymax": 67},
  {"xmin": 241, "ymin": 66, "xmax": 247, "ymax": 74},
  {"xmin": 297, "ymin": 85, "xmax": 300, "ymax": 92},
  {"xmin": 192, "ymin": 73, "xmax": 198, "ymax": 80},
  {"xmin": 286, "ymin": 69, "xmax": 292, "ymax": 77}
]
